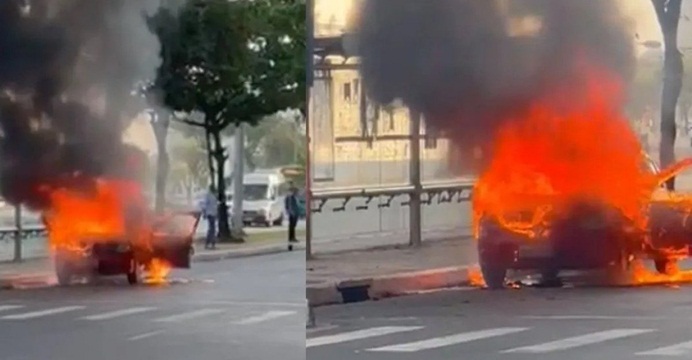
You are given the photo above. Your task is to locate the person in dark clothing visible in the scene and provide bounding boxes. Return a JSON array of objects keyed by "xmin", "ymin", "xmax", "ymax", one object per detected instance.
[{"xmin": 284, "ymin": 183, "xmax": 300, "ymax": 246}]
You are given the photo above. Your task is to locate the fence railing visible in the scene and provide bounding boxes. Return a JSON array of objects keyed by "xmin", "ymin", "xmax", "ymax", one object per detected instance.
[{"xmin": 310, "ymin": 179, "xmax": 475, "ymax": 213}]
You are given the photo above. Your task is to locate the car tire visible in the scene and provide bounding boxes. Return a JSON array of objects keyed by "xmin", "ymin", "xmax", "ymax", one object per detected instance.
[
  {"xmin": 273, "ymin": 214, "xmax": 284, "ymax": 226},
  {"xmin": 479, "ymin": 264, "xmax": 507, "ymax": 289},
  {"xmin": 540, "ymin": 268, "xmax": 562, "ymax": 287},
  {"xmin": 655, "ymin": 258, "xmax": 678, "ymax": 275},
  {"xmin": 126, "ymin": 259, "xmax": 140, "ymax": 285},
  {"xmin": 55, "ymin": 254, "xmax": 72, "ymax": 286}
]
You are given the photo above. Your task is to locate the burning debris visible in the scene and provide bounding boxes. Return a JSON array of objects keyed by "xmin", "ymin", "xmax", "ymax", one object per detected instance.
[
  {"xmin": 0, "ymin": 0, "xmax": 191, "ymax": 285},
  {"xmin": 356, "ymin": 0, "xmax": 692, "ymax": 288}
]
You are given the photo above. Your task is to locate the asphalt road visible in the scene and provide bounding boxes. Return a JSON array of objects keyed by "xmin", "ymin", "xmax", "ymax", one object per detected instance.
[
  {"xmin": 308, "ymin": 283, "xmax": 692, "ymax": 360},
  {"xmin": 0, "ymin": 252, "xmax": 305, "ymax": 360}
]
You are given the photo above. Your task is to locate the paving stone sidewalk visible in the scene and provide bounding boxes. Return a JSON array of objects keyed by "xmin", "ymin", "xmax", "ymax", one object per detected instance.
[{"xmin": 307, "ymin": 236, "xmax": 478, "ymax": 306}]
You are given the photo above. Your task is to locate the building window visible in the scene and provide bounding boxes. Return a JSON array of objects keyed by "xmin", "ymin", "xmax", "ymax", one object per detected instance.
[
  {"xmin": 353, "ymin": 79, "xmax": 360, "ymax": 97},
  {"xmin": 343, "ymin": 83, "xmax": 351, "ymax": 102}
]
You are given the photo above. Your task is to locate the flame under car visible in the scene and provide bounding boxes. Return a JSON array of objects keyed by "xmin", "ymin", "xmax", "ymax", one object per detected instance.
[
  {"xmin": 53, "ymin": 211, "xmax": 201, "ymax": 286},
  {"xmin": 476, "ymin": 156, "xmax": 692, "ymax": 289}
]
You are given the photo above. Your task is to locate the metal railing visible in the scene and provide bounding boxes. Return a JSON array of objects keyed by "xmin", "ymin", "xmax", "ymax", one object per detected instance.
[
  {"xmin": 0, "ymin": 225, "xmax": 46, "ymax": 240},
  {"xmin": 307, "ymin": 179, "xmax": 475, "ymax": 258},
  {"xmin": 310, "ymin": 179, "xmax": 475, "ymax": 213}
]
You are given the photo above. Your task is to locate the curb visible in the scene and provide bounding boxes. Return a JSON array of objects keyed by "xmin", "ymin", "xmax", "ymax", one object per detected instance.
[
  {"xmin": 307, "ymin": 265, "xmax": 471, "ymax": 307},
  {"xmin": 192, "ymin": 243, "xmax": 305, "ymax": 262},
  {"xmin": 0, "ymin": 272, "xmax": 55, "ymax": 290}
]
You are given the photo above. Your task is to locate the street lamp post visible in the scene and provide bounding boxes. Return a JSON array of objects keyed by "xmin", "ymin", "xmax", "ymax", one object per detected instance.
[{"xmin": 305, "ymin": 0, "xmax": 314, "ymax": 260}]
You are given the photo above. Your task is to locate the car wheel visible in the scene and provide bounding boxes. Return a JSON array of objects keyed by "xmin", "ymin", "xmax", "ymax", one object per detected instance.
[
  {"xmin": 479, "ymin": 264, "xmax": 507, "ymax": 289},
  {"xmin": 55, "ymin": 254, "xmax": 72, "ymax": 286},
  {"xmin": 126, "ymin": 259, "xmax": 140, "ymax": 285},
  {"xmin": 655, "ymin": 258, "xmax": 678, "ymax": 275},
  {"xmin": 540, "ymin": 268, "xmax": 562, "ymax": 287}
]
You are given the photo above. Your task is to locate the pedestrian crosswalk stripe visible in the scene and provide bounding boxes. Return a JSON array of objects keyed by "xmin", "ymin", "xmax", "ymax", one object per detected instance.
[
  {"xmin": 235, "ymin": 310, "xmax": 296, "ymax": 325},
  {"xmin": 1, "ymin": 306, "xmax": 86, "ymax": 320},
  {"xmin": 153, "ymin": 308, "xmax": 225, "ymax": 323},
  {"xmin": 80, "ymin": 307, "xmax": 157, "ymax": 321},
  {"xmin": 636, "ymin": 340, "xmax": 692, "ymax": 356},
  {"xmin": 0, "ymin": 305, "xmax": 24, "ymax": 312},
  {"xmin": 367, "ymin": 327, "xmax": 530, "ymax": 352},
  {"xmin": 307, "ymin": 326, "xmax": 424, "ymax": 348},
  {"xmin": 501, "ymin": 329, "xmax": 656, "ymax": 353}
]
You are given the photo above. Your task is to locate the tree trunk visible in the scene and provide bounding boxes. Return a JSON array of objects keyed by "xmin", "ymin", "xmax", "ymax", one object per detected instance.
[
  {"xmin": 211, "ymin": 129, "xmax": 237, "ymax": 242},
  {"xmin": 231, "ymin": 123, "xmax": 246, "ymax": 241},
  {"xmin": 204, "ymin": 127, "xmax": 216, "ymax": 188},
  {"xmin": 152, "ymin": 112, "xmax": 170, "ymax": 214},
  {"xmin": 653, "ymin": 0, "xmax": 683, "ymax": 190}
]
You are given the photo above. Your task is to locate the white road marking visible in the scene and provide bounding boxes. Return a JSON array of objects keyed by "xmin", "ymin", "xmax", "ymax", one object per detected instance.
[
  {"xmin": 1, "ymin": 306, "xmax": 86, "ymax": 320},
  {"xmin": 367, "ymin": 327, "xmax": 529, "ymax": 352},
  {"xmin": 636, "ymin": 340, "xmax": 692, "ymax": 356},
  {"xmin": 153, "ymin": 308, "xmax": 225, "ymax": 323},
  {"xmin": 306, "ymin": 326, "xmax": 424, "ymax": 348},
  {"xmin": 501, "ymin": 329, "xmax": 656, "ymax": 353},
  {"xmin": 128, "ymin": 330, "xmax": 165, "ymax": 341},
  {"xmin": 0, "ymin": 305, "xmax": 24, "ymax": 312},
  {"xmin": 522, "ymin": 315, "xmax": 665, "ymax": 320},
  {"xmin": 80, "ymin": 307, "xmax": 157, "ymax": 321},
  {"xmin": 235, "ymin": 310, "xmax": 296, "ymax": 325}
]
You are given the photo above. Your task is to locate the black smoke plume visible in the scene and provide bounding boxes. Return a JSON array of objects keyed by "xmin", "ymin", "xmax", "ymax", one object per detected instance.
[
  {"xmin": 0, "ymin": 0, "xmax": 172, "ymax": 209},
  {"xmin": 355, "ymin": 0, "xmax": 637, "ymax": 172}
]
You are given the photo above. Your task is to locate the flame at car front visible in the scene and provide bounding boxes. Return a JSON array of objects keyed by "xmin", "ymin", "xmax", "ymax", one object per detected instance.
[{"xmin": 469, "ymin": 58, "xmax": 692, "ymax": 288}]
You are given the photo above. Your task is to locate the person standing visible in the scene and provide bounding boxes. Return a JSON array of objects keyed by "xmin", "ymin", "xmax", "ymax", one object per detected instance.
[
  {"xmin": 284, "ymin": 182, "xmax": 300, "ymax": 247},
  {"xmin": 201, "ymin": 185, "xmax": 219, "ymax": 250}
]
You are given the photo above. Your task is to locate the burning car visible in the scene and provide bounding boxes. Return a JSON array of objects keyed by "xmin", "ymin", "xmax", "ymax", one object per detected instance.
[
  {"xmin": 52, "ymin": 211, "xmax": 200, "ymax": 286},
  {"xmin": 43, "ymin": 178, "xmax": 201, "ymax": 286},
  {"xmin": 475, "ymin": 155, "xmax": 692, "ymax": 289}
]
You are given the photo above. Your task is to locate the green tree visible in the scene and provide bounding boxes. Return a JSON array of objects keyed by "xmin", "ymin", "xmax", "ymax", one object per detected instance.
[
  {"xmin": 245, "ymin": 112, "xmax": 306, "ymax": 170},
  {"xmin": 152, "ymin": 0, "xmax": 305, "ymax": 241},
  {"xmin": 169, "ymin": 134, "xmax": 209, "ymax": 205}
]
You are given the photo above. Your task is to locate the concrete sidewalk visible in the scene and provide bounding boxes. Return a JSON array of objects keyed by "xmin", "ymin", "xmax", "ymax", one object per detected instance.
[
  {"xmin": 0, "ymin": 238, "xmax": 304, "ymax": 290},
  {"xmin": 307, "ymin": 236, "xmax": 477, "ymax": 307}
]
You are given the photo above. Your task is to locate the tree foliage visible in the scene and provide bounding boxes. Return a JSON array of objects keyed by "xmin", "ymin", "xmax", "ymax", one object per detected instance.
[
  {"xmin": 245, "ymin": 112, "xmax": 306, "ymax": 170},
  {"xmin": 150, "ymin": 0, "xmax": 305, "ymax": 240}
]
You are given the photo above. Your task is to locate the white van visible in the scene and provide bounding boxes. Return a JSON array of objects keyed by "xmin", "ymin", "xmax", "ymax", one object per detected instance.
[{"xmin": 238, "ymin": 172, "xmax": 288, "ymax": 227}]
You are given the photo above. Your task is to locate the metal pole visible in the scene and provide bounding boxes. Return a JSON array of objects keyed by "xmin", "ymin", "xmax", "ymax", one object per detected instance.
[
  {"xmin": 13, "ymin": 205, "xmax": 22, "ymax": 262},
  {"xmin": 409, "ymin": 110, "xmax": 422, "ymax": 247},
  {"xmin": 305, "ymin": 0, "xmax": 314, "ymax": 260},
  {"xmin": 231, "ymin": 123, "xmax": 245, "ymax": 238}
]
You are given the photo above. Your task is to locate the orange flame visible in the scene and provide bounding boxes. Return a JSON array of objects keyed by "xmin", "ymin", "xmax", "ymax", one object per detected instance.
[
  {"xmin": 470, "ymin": 58, "xmax": 692, "ymax": 286},
  {"xmin": 43, "ymin": 179, "xmax": 148, "ymax": 252},
  {"xmin": 145, "ymin": 258, "xmax": 172, "ymax": 285}
]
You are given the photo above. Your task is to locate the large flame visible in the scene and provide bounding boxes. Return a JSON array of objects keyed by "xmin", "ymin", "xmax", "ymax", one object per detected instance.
[
  {"xmin": 42, "ymin": 178, "xmax": 174, "ymax": 284},
  {"xmin": 470, "ymin": 58, "xmax": 692, "ymax": 286},
  {"xmin": 43, "ymin": 179, "xmax": 149, "ymax": 252}
]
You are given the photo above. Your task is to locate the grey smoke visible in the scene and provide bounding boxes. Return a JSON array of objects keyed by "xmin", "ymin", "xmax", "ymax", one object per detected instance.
[
  {"xmin": 0, "ymin": 0, "xmax": 176, "ymax": 209},
  {"xmin": 355, "ymin": 0, "xmax": 636, "ymax": 163}
]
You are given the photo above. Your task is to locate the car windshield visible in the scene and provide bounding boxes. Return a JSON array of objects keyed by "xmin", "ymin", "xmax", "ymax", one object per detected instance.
[{"xmin": 244, "ymin": 184, "xmax": 268, "ymax": 201}]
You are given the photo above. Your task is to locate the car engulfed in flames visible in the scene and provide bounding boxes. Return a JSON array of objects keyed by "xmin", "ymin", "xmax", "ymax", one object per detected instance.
[
  {"xmin": 43, "ymin": 178, "xmax": 201, "ymax": 286},
  {"xmin": 470, "ymin": 61, "xmax": 692, "ymax": 289}
]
